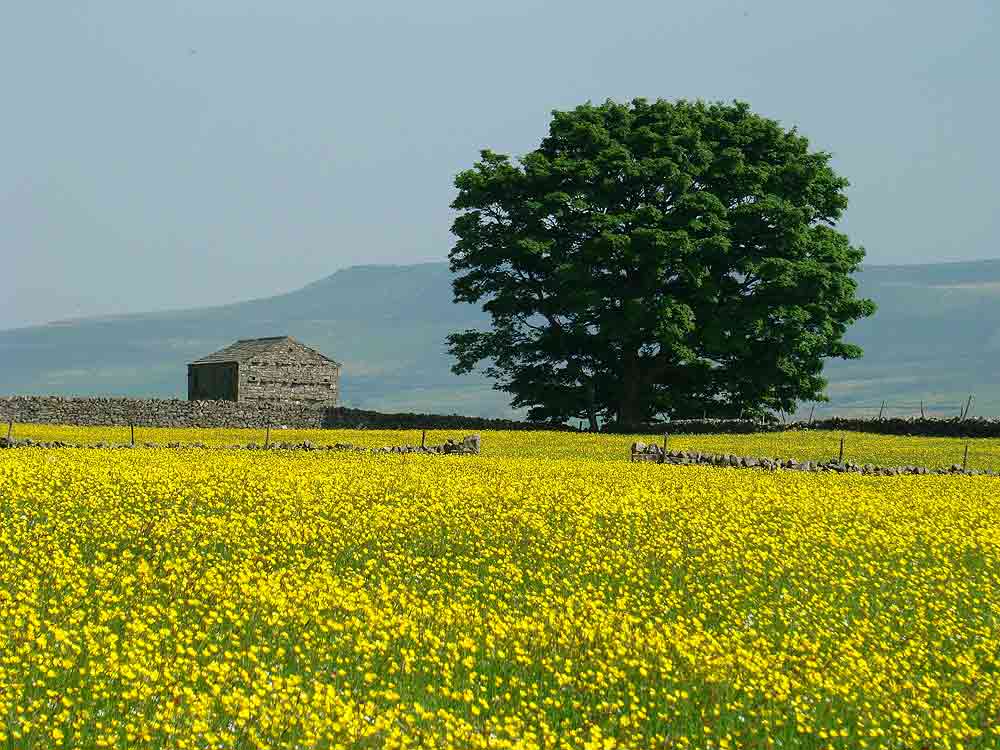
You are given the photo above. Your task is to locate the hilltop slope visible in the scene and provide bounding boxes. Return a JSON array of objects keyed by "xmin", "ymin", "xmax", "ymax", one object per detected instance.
[
  {"xmin": 4, "ymin": 259, "xmax": 1000, "ymax": 418},
  {"xmin": 1, "ymin": 263, "xmax": 509, "ymax": 415},
  {"xmin": 821, "ymin": 259, "xmax": 1000, "ymax": 417}
]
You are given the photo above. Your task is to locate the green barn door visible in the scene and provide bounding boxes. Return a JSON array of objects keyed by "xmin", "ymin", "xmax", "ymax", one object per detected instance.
[{"xmin": 222, "ymin": 364, "xmax": 238, "ymax": 401}]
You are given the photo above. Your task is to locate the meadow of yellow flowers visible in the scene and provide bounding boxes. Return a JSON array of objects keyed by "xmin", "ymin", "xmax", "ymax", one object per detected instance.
[
  {"xmin": 2, "ymin": 432, "xmax": 1000, "ymax": 748},
  {"xmin": 13, "ymin": 422, "xmax": 1000, "ymax": 470}
]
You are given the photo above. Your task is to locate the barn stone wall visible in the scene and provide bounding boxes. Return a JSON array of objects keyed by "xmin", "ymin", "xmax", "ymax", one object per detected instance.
[{"xmin": 239, "ymin": 346, "xmax": 340, "ymax": 405}]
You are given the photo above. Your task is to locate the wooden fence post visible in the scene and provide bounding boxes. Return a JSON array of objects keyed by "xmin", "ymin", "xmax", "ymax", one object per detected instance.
[
  {"xmin": 660, "ymin": 433, "xmax": 668, "ymax": 464},
  {"xmin": 265, "ymin": 417, "xmax": 271, "ymax": 449},
  {"xmin": 963, "ymin": 442, "xmax": 969, "ymax": 471},
  {"xmin": 839, "ymin": 435, "xmax": 845, "ymax": 463},
  {"xmin": 421, "ymin": 429, "xmax": 427, "ymax": 448},
  {"xmin": 963, "ymin": 394, "xmax": 974, "ymax": 421},
  {"xmin": 127, "ymin": 402, "xmax": 138, "ymax": 447}
]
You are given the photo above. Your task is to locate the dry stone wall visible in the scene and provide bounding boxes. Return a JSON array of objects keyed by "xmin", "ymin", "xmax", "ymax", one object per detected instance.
[
  {"xmin": 626, "ymin": 416, "xmax": 1000, "ymax": 439},
  {"xmin": 796, "ymin": 416, "xmax": 1000, "ymax": 438},
  {"xmin": 631, "ymin": 442, "xmax": 997, "ymax": 477},
  {"xmin": 0, "ymin": 396, "xmax": 565, "ymax": 431},
  {"xmin": 5, "ymin": 396, "xmax": 996, "ymax": 437},
  {"xmin": 0, "ymin": 433, "xmax": 482, "ymax": 455}
]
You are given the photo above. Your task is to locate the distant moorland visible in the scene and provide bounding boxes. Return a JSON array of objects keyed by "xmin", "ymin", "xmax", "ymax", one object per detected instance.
[{"xmin": 3, "ymin": 258, "xmax": 1000, "ymax": 419}]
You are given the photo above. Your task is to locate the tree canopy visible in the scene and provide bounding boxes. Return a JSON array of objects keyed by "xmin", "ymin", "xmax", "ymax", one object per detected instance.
[{"xmin": 447, "ymin": 98, "xmax": 876, "ymax": 429}]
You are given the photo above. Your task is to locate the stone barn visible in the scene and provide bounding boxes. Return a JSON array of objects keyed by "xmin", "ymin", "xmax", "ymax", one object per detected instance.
[{"xmin": 187, "ymin": 336, "xmax": 341, "ymax": 405}]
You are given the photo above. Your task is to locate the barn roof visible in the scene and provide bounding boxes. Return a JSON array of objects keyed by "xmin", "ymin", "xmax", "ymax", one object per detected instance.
[{"xmin": 188, "ymin": 336, "xmax": 341, "ymax": 366}]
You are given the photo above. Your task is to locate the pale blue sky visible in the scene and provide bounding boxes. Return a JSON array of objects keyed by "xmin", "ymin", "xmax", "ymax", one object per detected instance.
[{"xmin": 2, "ymin": 0, "xmax": 997, "ymax": 329}]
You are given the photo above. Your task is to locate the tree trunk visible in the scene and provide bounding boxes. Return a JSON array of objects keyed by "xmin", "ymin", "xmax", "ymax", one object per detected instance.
[
  {"xmin": 585, "ymin": 381, "xmax": 599, "ymax": 432},
  {"xmin": 619, "ymin": 352, "xmax": 644, "ymax": 430}
]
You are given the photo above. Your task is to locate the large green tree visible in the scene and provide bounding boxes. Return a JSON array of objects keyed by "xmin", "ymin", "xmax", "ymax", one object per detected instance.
[{"xmin": 447, "ymin": 98, "xmax": 876, "ymax": 429}]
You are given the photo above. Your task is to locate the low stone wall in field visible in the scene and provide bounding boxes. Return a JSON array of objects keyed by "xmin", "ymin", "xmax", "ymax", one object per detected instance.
[
  {"xmin": 796, "ymin": 416, "xmax": 1000, "ymax": 438},
  {"xmin": 5, "ymin": 395, "xmax": 999, "ymax": 438},
  {"xmin": 0, "ymin": 434, "xmax": 482, "ymax": 455},
  {"xmin": 630, "ymin": 442, "xmax": 995, "ymax": 477},
  {"xmin": 0, "ymin": 395, "xmax": 562, "ymax": 432},
  {"xmin": 625, "ymin": 416, "xmax": 1000, "ymax": 439}
]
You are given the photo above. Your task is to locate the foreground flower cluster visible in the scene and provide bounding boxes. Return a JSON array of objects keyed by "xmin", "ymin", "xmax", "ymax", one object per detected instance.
[{"xmin": 2, "ymin": 446, "xmax": 999, "ymax": 748}]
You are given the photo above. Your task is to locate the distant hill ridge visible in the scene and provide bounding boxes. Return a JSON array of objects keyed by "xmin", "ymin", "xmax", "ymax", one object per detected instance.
[{"xmin": 3, "ymin": 258, "xmax": 1000, "ymax": 418}]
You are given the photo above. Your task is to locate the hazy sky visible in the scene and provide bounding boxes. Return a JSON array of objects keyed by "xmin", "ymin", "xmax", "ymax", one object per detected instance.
[{"xmin": 3, "ymin": 0, "xmax": 997, "ymax": 329}]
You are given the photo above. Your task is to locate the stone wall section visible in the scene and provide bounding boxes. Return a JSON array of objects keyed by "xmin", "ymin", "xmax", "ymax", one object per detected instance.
[
  {"xmin": 4, "ymin": 395, "xmax": 999, "ymax": 438},
  {"xmin": 631, "ymin": 442, "xmax": 997, "ymax": 477},
  {"xmin": 0, "ymin": 434, "xmax": 482, "ymax": 455},
  {"xmin": 0, "ymin": 396, "xmax": 567, "ymax": 431},
  {"xmin": 626, "ymin": 416, "xmax": 1000, "ymax": 439}
]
